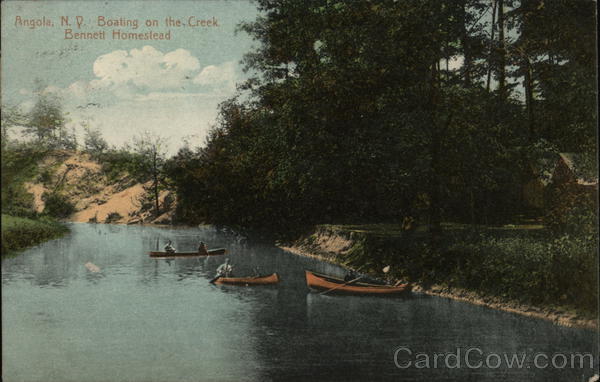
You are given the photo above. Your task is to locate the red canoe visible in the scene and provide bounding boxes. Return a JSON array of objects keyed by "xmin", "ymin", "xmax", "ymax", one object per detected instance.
[
  {"xmin": 305, "ymin": 270, "xmax": 411, "ymax": 295},
  {"xmin": 214, "ymin": 273, "xmax": 280, "ymax": 285},
  {"xmin": 149, "ymin": 248, "xmax": 226, "ymax": 258}
]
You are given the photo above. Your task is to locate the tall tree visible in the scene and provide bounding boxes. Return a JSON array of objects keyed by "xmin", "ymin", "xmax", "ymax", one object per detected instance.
[
  {"xmin": 132, "ymin": 132, "xmax": 168, "ymax": 217},
  {"xmin": 168, "ymin": 0, "xmax": 593, "ymax": 231},
  {"xmin": 25, "ymin": 81, "xmax": 66, "ymax": 144},
  {"xmin": 496, "ymin": 0, "xmax": 507, "ymax": 98},
  {"xmin": 512, "ymin": 0, "xmax": 596, "ymax": 155}
]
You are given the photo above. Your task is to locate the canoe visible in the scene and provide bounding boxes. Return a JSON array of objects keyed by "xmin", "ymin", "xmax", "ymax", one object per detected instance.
[
  {"xmin": 215, "ymin": 273, "xmax": 280, "ymax": 285},
  {"xmin": 305, "ymin": 270, "xmax": 411, "ymax": 295},
  {"xmin": 148, "ymin": 248, "xmax": 227, "ymax": 258}
]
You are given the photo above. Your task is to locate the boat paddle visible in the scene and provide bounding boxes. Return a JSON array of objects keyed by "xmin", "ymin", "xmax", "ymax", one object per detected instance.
[
  {"xmin": 210, "ymin": 260, "xmax": 232, "ymax": 284},
  {"xmin": 319, "ymin": 265, "xmax": 391, "ymax": 296},
  {"xmin": 319, "ymin": 275, "xmax": 363, "ymax": 295}
]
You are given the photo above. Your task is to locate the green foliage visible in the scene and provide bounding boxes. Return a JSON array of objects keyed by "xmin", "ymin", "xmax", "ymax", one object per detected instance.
[
  {"xmin": 82, "ymin": 123, "xmax": 109, "ymax": 158},
  {"xmin": 513, "ymin": 0, "xmax": 596, "ymax": 153},
  {"xmin": 26, "ymin": 91, "xmax": 65, "ymax": 141},
  {"xmin": 42, "ymin": 191, "xmax": 75, "ymax": 218},
  {"xmin": 1, "ymin": 214, "xmax": 68, "ymax": 254},
  {"xmin": 37, "ymin": 166, "xmax": 55, "ymax": 186},
  {"xmin": 94, "ymin": 133, "xmax": 168, "ymax": 217},
  {"xmin": 104, "ymin": 212, "xmax": 122, "ymax": 224},
  {"xmin": 96, "ymin": 149, "xmax": 146, "ymax": 182},
  {"xmin": 329, "ymin": 225, "xmax": 597, "ymax": 314},
  {"xmin": 166, "ymin": 0, "xmax": 595, "ymax": 239},
  {"xmin": 544, "ymin": 183, "xmax": 597, "ymax": 236},
  {"xmin": 23, "ymin": 81, "xmax": 77, "ymax": 150},
  {"xmin": 1, "ymin": 141, "xmax": 49, "ymax": 217},
  {"xmin": 439, "ymin": 232, "xmax": 598, "ymax": 313},
  {"xmin": 131, "ymin": 132, "xmax": 168, "ymax": 216},
  {"xmin": 1, "ymin": 104, "xmax": 27, "ymax": 144}
]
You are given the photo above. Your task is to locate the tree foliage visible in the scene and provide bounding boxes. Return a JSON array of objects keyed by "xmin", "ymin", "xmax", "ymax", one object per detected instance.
[
  {"xmin": 131, "ymin": 132, "xmax": 169, "ymax": 217},
  {"xmin": 167, "ymin": 0, "xmax": 596, "ymax": 234},
  {"xmin": 22, "ymin": 81, "xmax": 77, "ymax": 150},
  {"xmin": 82, "ymin": 122, "xmax": 109, "ymax": 158}
]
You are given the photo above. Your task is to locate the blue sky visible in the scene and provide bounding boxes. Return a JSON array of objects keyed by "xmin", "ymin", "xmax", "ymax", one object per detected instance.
[{"xmin": 1, "ymin": 0, "xmax": 260, "ymax": 153}]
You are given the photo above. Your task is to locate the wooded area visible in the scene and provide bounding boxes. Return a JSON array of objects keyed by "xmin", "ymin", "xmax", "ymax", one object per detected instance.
[{"xmin": 166, "ymin": 0, "xmax": 597, "ymax": 234}]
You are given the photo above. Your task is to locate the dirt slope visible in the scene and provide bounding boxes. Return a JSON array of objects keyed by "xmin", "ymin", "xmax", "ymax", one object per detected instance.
[{"xmin": 26, "ymin": 151, "xmax": 175, "ymax": 224}]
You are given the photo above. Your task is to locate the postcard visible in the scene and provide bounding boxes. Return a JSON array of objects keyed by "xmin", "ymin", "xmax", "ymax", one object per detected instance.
[{"xmin": 2, "ymin": 1, "xmax": 598, "ymax": 381}]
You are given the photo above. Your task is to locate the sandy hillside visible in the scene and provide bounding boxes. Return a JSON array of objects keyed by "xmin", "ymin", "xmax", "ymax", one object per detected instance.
[{"xmin": 26, "ymin": 151, "xmax": 175, "ymax": 224}]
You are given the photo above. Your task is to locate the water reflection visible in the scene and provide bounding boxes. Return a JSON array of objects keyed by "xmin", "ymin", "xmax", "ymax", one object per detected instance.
[{"xmin": 1, "ymin": 223, "xmax": 597, "ymax": 382}]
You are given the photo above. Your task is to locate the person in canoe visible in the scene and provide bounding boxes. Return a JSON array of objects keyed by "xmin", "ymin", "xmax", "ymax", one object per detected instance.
[
  {"xmin": 198, "ymin": 240, "xmax": 209, "ymax": 255},
  {"xmin": 344, "ymin": 270, "xmax": 360, "ymax": 283},
  {"xmin": 216, "ymin": 258, "xmax": 233, "ymax": 278},
  {"xmin": 164, "ymin": 240, "xmax": 176, "ymax": 254},
  {"xmin": 343, "ymin": 266, "xmax": 391, "ymax": 285}
]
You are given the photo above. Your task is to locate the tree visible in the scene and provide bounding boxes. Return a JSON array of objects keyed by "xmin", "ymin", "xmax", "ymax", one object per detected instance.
[
  {"xmin": 82, "ymin": 122, "xmax": 108, "ymax": 157},
  {"xmin": 132, "ymin": 132, "xmax": 168, "ymax": 217},
  {"xmin": 1, "ymin": 104, "xmax": 27, "ymax": 148},
  {"xmin": 511, "ymin": 0, "xmax": 596, "ymax": 154},
  {"xmin": 25, "ymin": 81, "xmax": 65, "ymax": 142},
  {"xmin": 168, "ymin": 0, "xmax": 594, "ymax": 233}
]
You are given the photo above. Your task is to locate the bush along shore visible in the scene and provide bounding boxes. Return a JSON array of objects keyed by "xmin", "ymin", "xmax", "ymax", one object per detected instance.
[
  {"xmin": 279, "ymin": 224, "xmax": 598, "ymax": 330},
  {"xmin": 1, "ymin": 214, "xmax": 69, "ymax": 255}
]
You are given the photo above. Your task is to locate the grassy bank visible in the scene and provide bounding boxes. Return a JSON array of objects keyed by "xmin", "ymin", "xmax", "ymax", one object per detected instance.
[
  {"xmin": 1, "ymin": 214, "xmax": 69, "ymax": 254},
  {"xmin": 284, "ymin": 223, "xmax": 598, "ymax": 325}
]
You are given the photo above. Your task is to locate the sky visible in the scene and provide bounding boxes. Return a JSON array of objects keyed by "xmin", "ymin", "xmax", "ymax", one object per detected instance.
[{"xmin": 1, "ymin": 0, "xmax": 260, "ymax": 154}]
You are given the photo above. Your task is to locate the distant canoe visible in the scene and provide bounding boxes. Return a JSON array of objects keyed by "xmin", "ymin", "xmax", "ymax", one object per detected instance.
[
  {"xmin": 305, "ymin": 270, "xmax": 411, "ymax": 295},
  {"xmin": 148, "ymin": 248, "xmax": 227, "ymax": 258},
  {"xmin": 215, "ymin": 273, "xmax": 280, "ymax": 285}
]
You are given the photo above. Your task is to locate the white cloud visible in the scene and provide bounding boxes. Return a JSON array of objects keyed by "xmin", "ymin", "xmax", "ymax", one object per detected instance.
[
  {"xmin": 91, "ymin": 46, "xmax": 200, "ymax": 91},
  {"xmin": 35, "ymin": 46, "xmax": 242, "ymax": 153},
  {"xmin": 133, "ymin": 92, "xmax": 213, "ymax": 102},
  {"xmin": 59, "ymin": 46, "xmax": 239, "ymax": 105},
  {"xmin": 67, "ymin": 81, "xmax": 92, "ymax": 99},
  {"xmin": 193, "ymin": 61, "xmax": 236, "ymax": 89}
]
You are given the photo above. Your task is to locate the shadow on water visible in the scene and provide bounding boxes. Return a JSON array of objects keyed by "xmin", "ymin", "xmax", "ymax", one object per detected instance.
[{"xmin": 1, "ymin": 223, "xmax": 597, "ymax": 382}]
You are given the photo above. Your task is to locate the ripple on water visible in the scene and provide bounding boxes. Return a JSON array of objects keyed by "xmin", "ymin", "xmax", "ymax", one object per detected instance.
[{"xmin": 1, "ymin": 223, "xmax": 597, "ymax": 382}]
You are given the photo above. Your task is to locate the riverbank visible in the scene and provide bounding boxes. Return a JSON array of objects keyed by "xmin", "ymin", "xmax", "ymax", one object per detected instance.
[
  {"xmin": 279, "ymin": 224, "xmax": 598, "ymax": 331},
  {"xmin": 1, "ymin": 214, "xmax": 69, "ymax": 255}
]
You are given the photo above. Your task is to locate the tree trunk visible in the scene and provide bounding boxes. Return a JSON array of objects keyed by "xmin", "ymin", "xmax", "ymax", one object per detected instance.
[
  {"xmin": 524, "ymin": 57, "xmax": 535, "ymax": 140},
  {"xmin": 461, "ymin": 1, "xmax": 472, "ymax": 86},
  {"xmin": 497, "ymin": 0, "xmax": 506, "ymax": 98},
  {"xmin": 153, "ymin": 150, "xmax": 160, "ymax": 216},
  {"xmin": 428, "ymin": 61, "xmax": 442, "ymax": 235},
  {"xmin": 486, "ymin": 0, "xmax": 498, "ymax": 92}
]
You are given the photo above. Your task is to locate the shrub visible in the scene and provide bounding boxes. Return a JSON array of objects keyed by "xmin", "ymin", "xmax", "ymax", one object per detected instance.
[
  {"xmin": 104, "ymin": 212, "xmax": 122, "ymax": 223},
  {"xmin": 1, "ymin": 214, "xmax": 68, "ymax": 254},
  {"xmin": 544, "ymin": 183, "xmax": 597, "ymax": 236},
  {"xmin": 37, "ymin": 167, "xmax": 54, "ymax": 185},
  {"xmin": 435, "ymin": 232, "xmax": 597, "ymax": 313},
  {"xmin": 337, "ymin": 226, "xmax": 597, "ymax": 314},
  {"xmin": 42, "ymin": 192, "xmax": 75, "ymax": 218}
]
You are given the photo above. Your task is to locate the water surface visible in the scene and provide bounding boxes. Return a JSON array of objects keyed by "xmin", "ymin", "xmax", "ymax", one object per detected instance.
[{"xmin": 2, "ymin": 223, "xmax": 597, "ymax": 381}]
